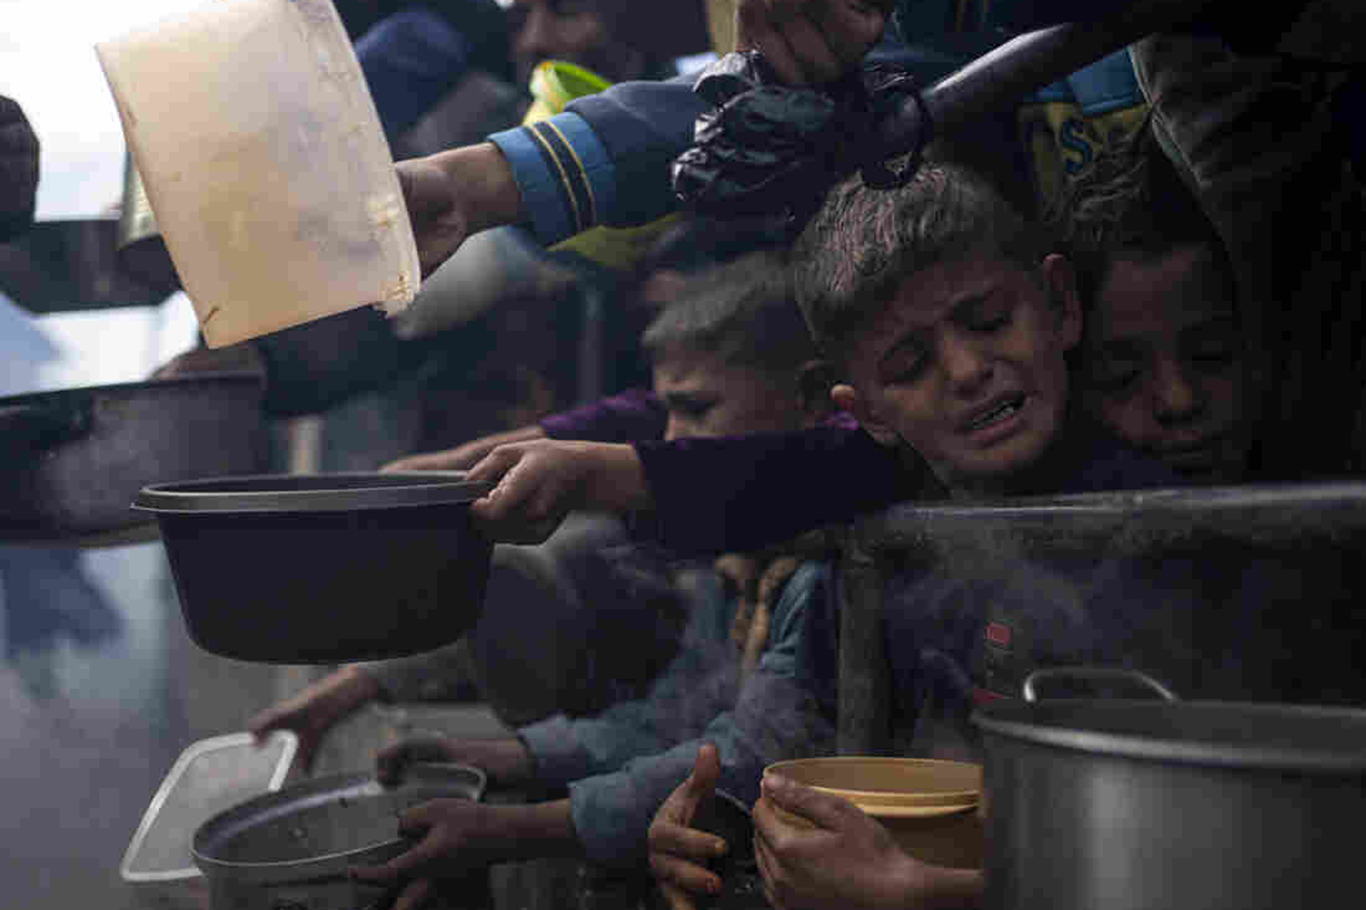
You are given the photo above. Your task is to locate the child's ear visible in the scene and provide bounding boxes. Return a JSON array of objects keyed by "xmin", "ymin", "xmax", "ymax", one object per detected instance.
[
  {"xmin": 1040, "ymin": 253, "xmax": 1083, "ymax": 351},
  {"xmin": 831, "ymin": 383, "xmax": 900, "ymax": 447}
]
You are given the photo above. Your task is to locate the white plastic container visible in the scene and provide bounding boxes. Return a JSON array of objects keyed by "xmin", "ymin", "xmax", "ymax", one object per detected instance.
[{"xmin": 96, "ymin": 0, "xmax": 420, "ymax": 348}]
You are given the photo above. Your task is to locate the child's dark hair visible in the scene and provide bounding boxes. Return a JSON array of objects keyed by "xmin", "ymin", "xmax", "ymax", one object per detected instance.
[
  {"xmin": 1045, "ymin": 124, "xmax": 1236, "ymax": 310},
  {"xmin": 791, "ymin": 161, "xmax": 1046, "ymax": 361},
  {"xmin": 641, "ymin": 250, "xmax": 815, "ymax": 375}
]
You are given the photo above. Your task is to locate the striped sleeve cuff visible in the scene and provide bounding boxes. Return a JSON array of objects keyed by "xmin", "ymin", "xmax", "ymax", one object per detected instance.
[{"xmin": 488, "ymin": 112, "xmax": 617, "ymax": 246}]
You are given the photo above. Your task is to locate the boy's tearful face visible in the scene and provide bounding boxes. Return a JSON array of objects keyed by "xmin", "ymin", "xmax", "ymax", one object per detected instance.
[
  {"xmin": 834, "ymin": 253, "xmax": 1081, "ymax": 494},
  {"xmin": 1079, "ymin": 243, "xmax": 1250, "ymax": 483},
  {"xmin": 654, "ymin": 345, "xmax": 809, "ymax": 442}
]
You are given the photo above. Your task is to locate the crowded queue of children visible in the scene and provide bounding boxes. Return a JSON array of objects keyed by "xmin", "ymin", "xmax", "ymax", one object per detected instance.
[{"xmin": 244, "ymin": 2, "xmax": 1363, "ymax": 908}]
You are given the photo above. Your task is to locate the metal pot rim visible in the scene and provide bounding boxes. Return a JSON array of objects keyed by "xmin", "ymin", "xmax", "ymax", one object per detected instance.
[
  {"xmin": 192, "ymin": 766, "xmax": 485, "ymax": 877},
  {"xmin": 973, "ymin": 699, "xmax": 1366, "ymax": 773},
  {"xmin": 133, "ymin": 472, "xmax": 495, "ymax": 514}
]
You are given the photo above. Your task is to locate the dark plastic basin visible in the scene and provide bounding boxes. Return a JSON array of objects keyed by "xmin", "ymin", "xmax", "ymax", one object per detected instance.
[{"xmin": 134, "ymin": 472, "xmax": 493, "ymax": 664}]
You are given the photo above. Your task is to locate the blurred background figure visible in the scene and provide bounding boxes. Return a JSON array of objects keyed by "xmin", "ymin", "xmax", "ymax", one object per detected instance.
[{"xmin": 0, "ymin": 95, "xmax": 40, "ymax": 241}]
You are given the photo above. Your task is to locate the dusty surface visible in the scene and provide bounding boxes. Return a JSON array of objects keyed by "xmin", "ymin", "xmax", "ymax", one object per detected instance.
[{"xmin": 0, "ymin": 541, "xmax": 507, "ymax": 910}]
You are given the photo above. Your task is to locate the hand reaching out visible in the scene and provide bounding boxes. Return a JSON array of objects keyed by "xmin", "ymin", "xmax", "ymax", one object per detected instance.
[
  {"xmin": 380, "ymin": 425, "xmax": 546, "ymax": 474},
  {"xmin": 648, "ymin": 744, "xmax": 730, "ymax": 910},
  {"xmin": 465, "ymin": 439, "xmax": 650, "ymax": 544},
  {"xmin": 247, "ymin": 666, "xmax": 381, "ymax": 774}
]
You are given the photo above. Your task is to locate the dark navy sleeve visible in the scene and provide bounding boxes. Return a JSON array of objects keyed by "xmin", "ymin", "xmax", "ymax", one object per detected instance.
[{"xmin": 632, "ymin": 425, "xmax": 918, "ymax": 555}]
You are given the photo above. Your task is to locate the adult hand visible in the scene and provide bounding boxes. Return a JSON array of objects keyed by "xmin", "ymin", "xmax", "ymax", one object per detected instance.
[
  {"xmin": 397, "ymin": 142, "xmax": 523, "ymax": 278},
  {"xmin": 648, "ymin": 744, "xmax": 729, "ymax": 910},
  {"xmin": 0, "ymin": 95, "xmax": 40, "ymax": 239},
  {"xmin": 465, "ymin": 440, "xmax": 650, "ymax": 544},
  {"xmin": 753, "ymin": 772, "xmax": 982, "ymax": 910},
  {"xmin": 376, "ymin": 734, "xmax": 535, "ymax": 788},
  {"xmin": 248, "ymin": 666, "xmax": 382, "ymax": 774},
  {"xmin": 735, "ymin": 0, "xmax": 894, "ymax": 84},
  {"xmin": 381, "ymin": 424, "xmax": 547, "ymax": 474}
]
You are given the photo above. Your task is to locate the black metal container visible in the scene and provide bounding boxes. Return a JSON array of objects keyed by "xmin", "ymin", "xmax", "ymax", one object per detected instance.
[
  {"xmin": 974, "ymin": 669, "xmax": 1366, "ymax": 910},
  {"xmin": 134, "ymin": 472, "xmax": 494, "ymax": 663},
  {"xmin": 0, "ymin": 373, "xmax": 267, "ymax": 542}
]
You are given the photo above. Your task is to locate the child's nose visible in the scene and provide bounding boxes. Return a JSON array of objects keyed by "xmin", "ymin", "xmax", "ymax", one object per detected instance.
[
  {"xmin": 941, "ymin": 334, "xmax": 992, "ymax": 391},
  {"xmin": 1153, "ymin": 360, "xmax": 1202, "ymax": 423}
]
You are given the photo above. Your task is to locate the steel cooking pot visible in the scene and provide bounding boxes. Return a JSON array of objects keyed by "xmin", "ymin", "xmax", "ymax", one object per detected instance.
[
  {"xmin": 973, "ymin": 667, "xmax": 1366, "ymax": 910},
  {"xmin": 193, "ymin": 762, "xmax": 485, "ymax": 910},
  {"xmin": 0, "ymin": 373, "xmax": 267, "ymax": 542},
  {"xmin": 134, "ymin": 472, "xmax": 494, "ymax": 663}
]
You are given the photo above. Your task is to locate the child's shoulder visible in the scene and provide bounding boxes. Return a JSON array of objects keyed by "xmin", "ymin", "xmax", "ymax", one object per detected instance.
[{"xmin": 1051, "ymin": 421, "xmax": 1182, "ymax": 494}]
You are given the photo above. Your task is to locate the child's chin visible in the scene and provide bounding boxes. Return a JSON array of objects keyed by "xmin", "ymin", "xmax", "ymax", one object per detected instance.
[{"xmin": 953, "ymin": 433, "xmax": 1055, "ymax": 489}]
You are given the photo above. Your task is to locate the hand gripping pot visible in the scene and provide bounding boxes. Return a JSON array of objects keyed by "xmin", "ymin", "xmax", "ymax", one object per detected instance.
[
  {"xmin": 133, "ymin": 473, "xmax": 494, "ymax": 663},
  {"xmin": 192, "ymin": 763, "xmax": 486, "ymax": 910},
  {"xmin": 95, "ymin": 0, "xmax": 421, "ymax": 348}
]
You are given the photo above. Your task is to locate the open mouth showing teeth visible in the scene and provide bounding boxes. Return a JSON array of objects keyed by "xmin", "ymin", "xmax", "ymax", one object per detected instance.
[{"xmin": 966, "ymin": 395, "xmax": 1025, "ymax": 431}]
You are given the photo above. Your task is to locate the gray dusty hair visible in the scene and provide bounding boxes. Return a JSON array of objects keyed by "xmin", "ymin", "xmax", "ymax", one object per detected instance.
[
  {"xmin": 641, "ymin": 249, "xmax": 815, "ymax": 374},
  {"xmin": 791, "ymin": 160, "xmax": 1046, "ymax": 360}
]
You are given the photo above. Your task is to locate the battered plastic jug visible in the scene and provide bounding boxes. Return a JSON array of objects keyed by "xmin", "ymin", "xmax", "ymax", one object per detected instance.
[{"xmin": 96, "ymin": 0, "xmax": 420, "ymax": 348}]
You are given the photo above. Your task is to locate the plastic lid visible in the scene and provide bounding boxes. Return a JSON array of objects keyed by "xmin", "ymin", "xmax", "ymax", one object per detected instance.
[
  {"xmin": 765, "ymin": 757, "xmax": 980, "ymax": 816},
  {"xmin": 120, "ymin": 731, "xmax": 297, "ymax": 882}
]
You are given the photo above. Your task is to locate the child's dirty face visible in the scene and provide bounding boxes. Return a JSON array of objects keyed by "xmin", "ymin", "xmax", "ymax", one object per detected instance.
[
  {"xmin": 653, "ymin": 346, "xmax": 807, "ymax": 441},
  {"xmin": 1079, "ymin": 244, "xmax": 1249, "ymax": 483},
  {"xmin": 835, "ymin": 254, "xmax": 1081, "ymax": 494}
]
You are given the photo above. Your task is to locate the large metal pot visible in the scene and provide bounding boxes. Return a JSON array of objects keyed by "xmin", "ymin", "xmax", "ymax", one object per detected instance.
[
  {"xmin": 973, "ymin": 668, "xmax": 1366, "ymax": 910},
  {"xmin": 133, "ymin": 472, "xmax": 494, "ymax": 663},
  {"xmin": 0, "ymin": 373, "xmax": 268, "ymax": 542},
  {"xmin": 193, "ymin": 763, "xmax": 486, "ymax": 910}
]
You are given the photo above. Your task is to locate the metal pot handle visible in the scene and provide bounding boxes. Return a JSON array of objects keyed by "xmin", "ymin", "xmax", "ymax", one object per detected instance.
[{"xmin": 1023, "ymin": 667, "xmax": 1179, "ymax": 703}]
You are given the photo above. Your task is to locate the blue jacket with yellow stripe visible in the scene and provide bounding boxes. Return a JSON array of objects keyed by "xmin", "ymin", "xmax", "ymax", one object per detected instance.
[{"xmin": 489, "ymin": 20, "xmax": 1150, "ymax": 255}]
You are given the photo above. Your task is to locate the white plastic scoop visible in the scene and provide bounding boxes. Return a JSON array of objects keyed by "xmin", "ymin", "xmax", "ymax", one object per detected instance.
[{"xmin": 96, "ymin": 0, "xmax": 420, "ymax": 348}]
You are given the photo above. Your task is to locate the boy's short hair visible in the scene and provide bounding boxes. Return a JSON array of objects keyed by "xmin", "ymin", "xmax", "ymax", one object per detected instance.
[
  {"xmin": 641, "ymin": 250, "xmax": 816, "ymax": 374},
  {"xmin": 791, "ymin": 161, "xmax": 1046, "ymax": 361},
  {"xmin": 1045, "ymin": 126, "xmax": 1235, "ymax": 308}
]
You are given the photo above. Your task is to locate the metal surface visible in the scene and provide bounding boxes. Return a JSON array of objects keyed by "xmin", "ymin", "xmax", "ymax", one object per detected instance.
[
  {"xmin": 117, "ymin": 152, "xmax": 160, "ymax": 249},
  {"xmin": 838, "ymin": 481, "xmax": 1366, "ymax": 759},
  {"xmin": 0, "ymin": 373, "xmax": 268, "ymax": 541},
  {"xmin": 140, "ymin": 472, "xmax": 495, "ymax": 663},
  {"xmin": 855, "ymin": 482, "xmax": 1366, "ymax": 554},
  {"xmin": 976, "ymin": 668, "xmax": 1366, "ymax": 910},
  {"xmin": 0, "ymin": 218, "xmax": 179, "ymax": 312},
  {"xmin": 1022, "ymin": 667, "xmax": 1177, "ymax": 703},
  {"xmin": 836, "ymin": 530, "xmax": 890, "ymax": 755},
  {"xmin": 976, "ymin": 698, "xmax": 1366, "ymax": 774},
  {"xmin": 134, "ymin": 472, "xmax": 494, "ymax": 514},
  {"xmin": 193, "ymin": 764, "xmax": 484, "ymax": 910},
  {"xmin": 121, "ymin": 731, "xmax": 297, "ymax": 883},
  {"xmin": 977, "ymin": 714, "xmax": 1365, "ymax": 910}
]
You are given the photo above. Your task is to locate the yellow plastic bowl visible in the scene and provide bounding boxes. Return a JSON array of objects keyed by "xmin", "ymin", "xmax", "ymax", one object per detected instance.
[{"xmin": 764, "ymin": 757, "xmax": 984, "ymax": 869}]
